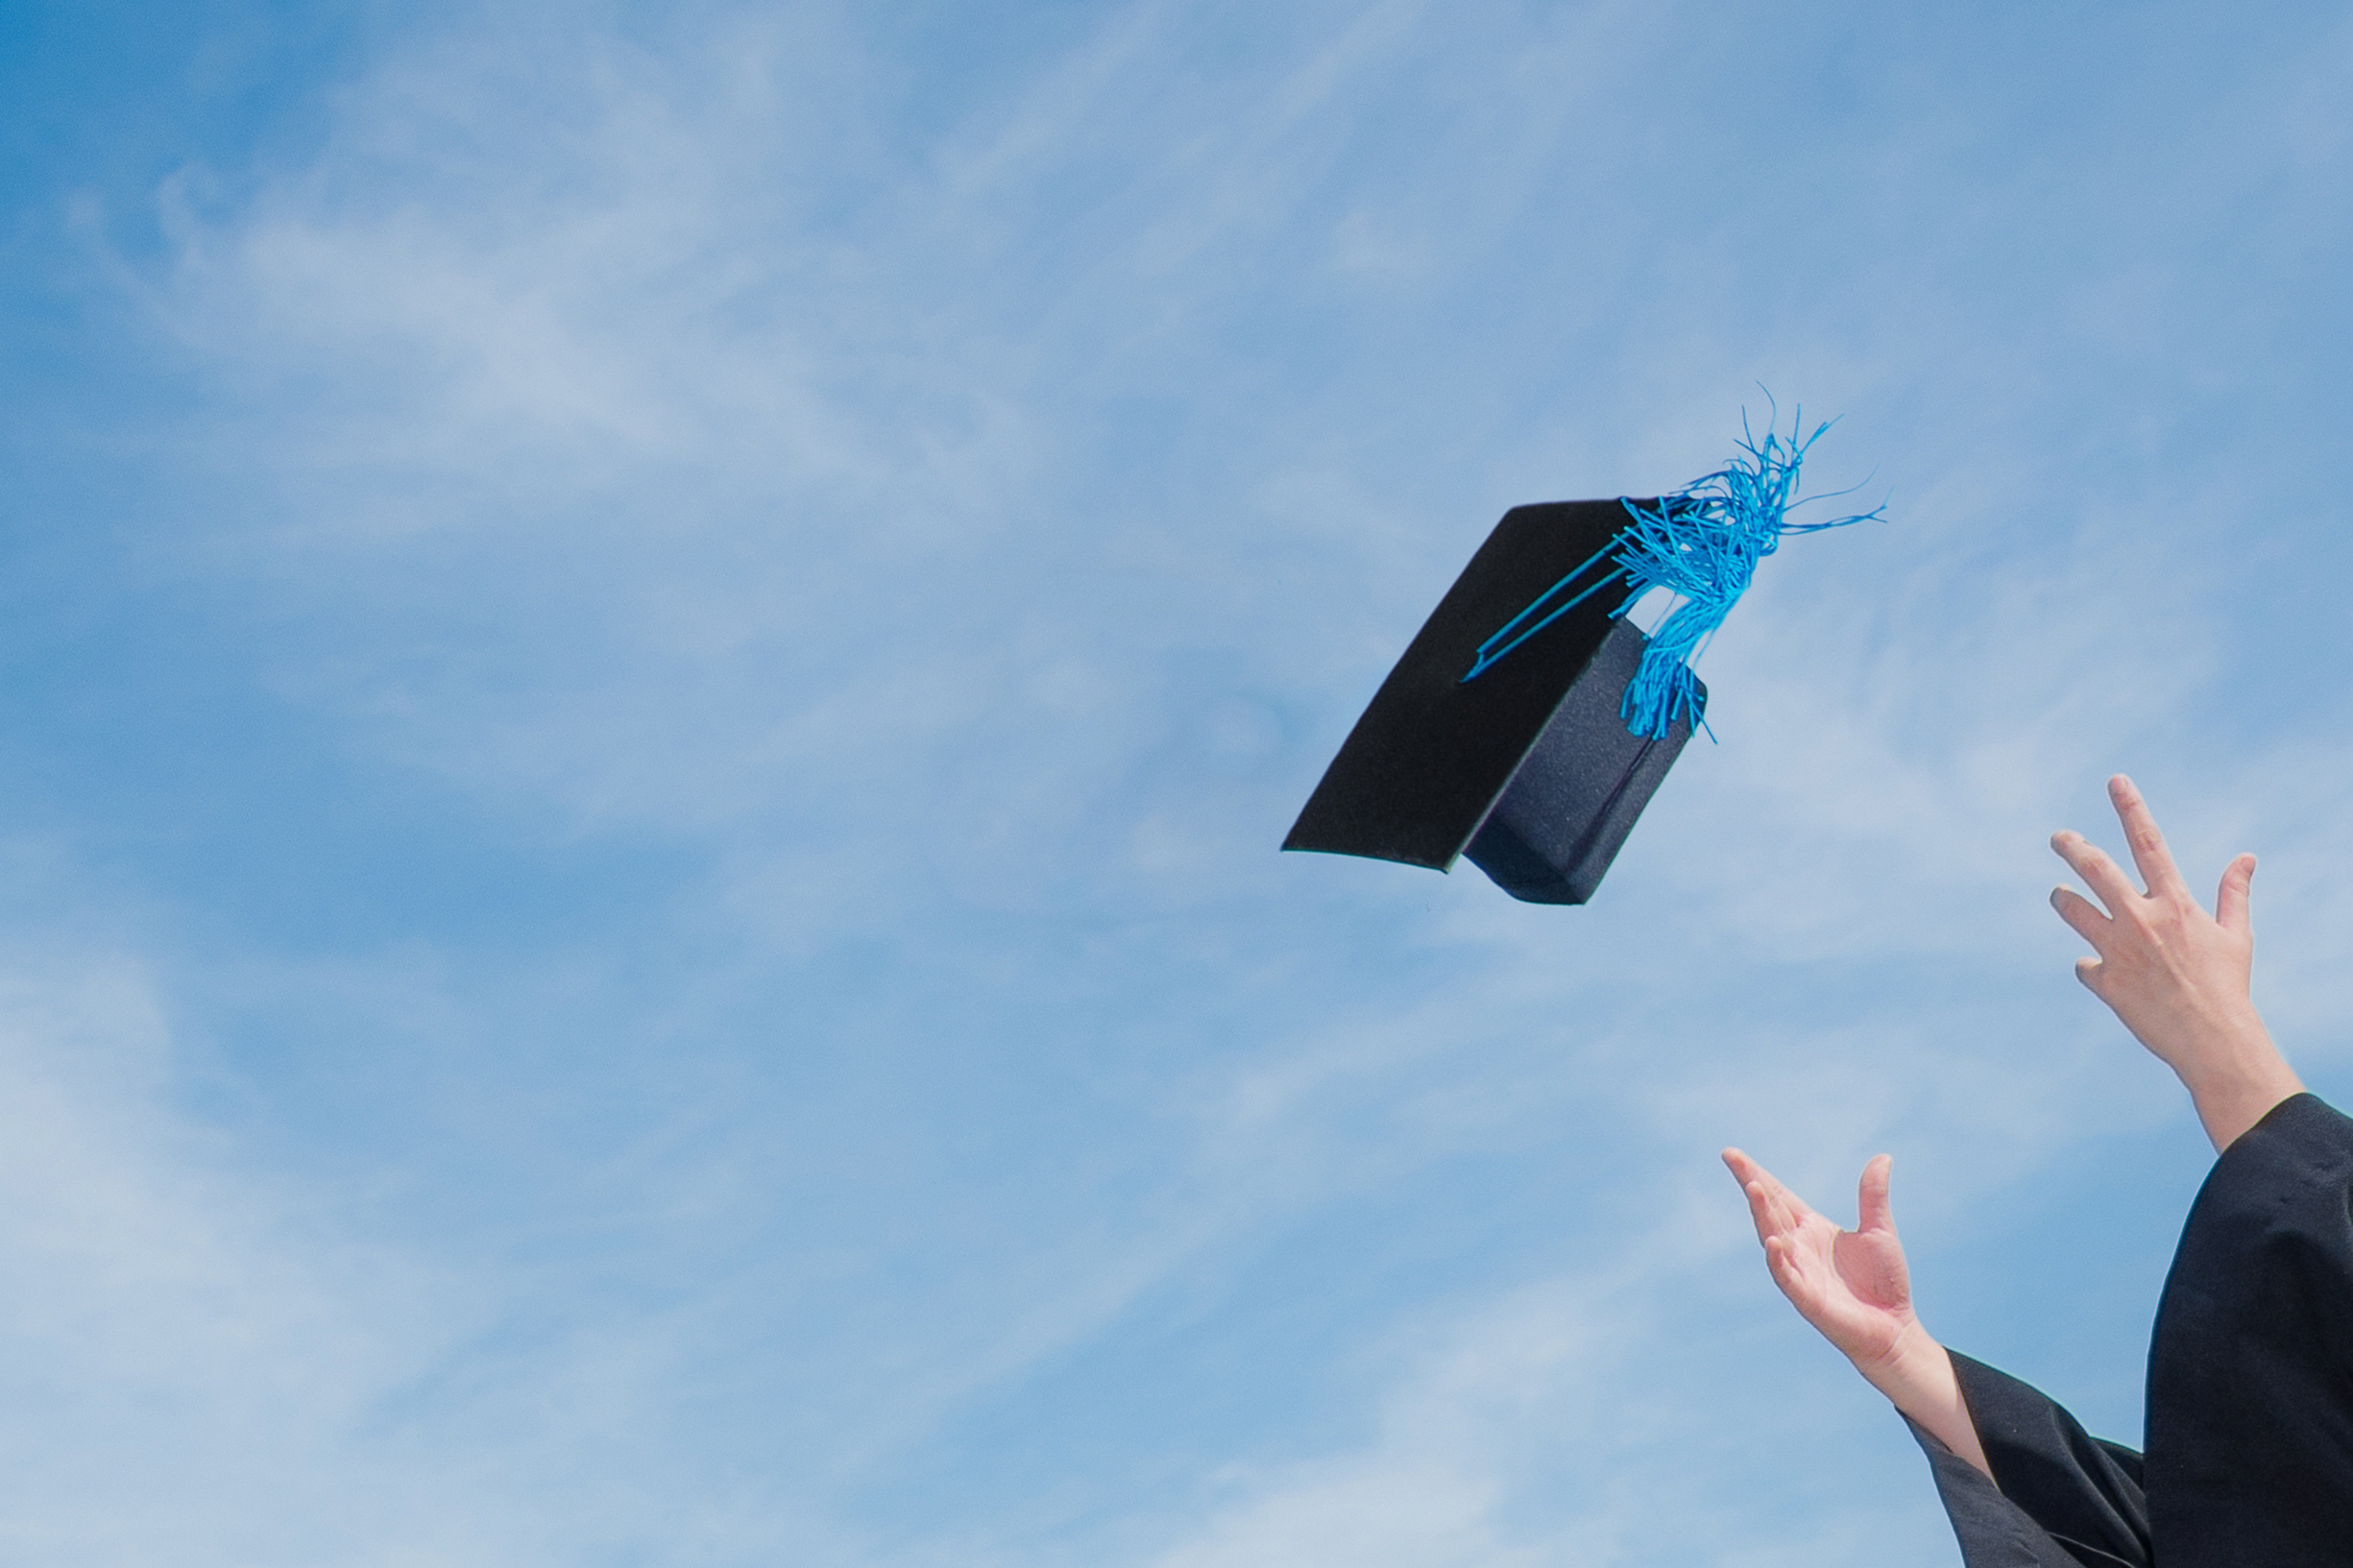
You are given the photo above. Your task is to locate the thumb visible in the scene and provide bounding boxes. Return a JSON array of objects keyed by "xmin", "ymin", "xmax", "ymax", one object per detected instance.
[
  {"xmin": 2216, "ymin": 853, "xmax": 2256, "ymax": 934},
  {"xmin": 1856, "ymin": 1153, "xmax": 1895, "ymax": 1235}
]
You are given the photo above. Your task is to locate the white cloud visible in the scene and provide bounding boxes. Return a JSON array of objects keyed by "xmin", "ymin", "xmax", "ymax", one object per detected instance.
[
  {"xmin": 21, "ymin": 0, "xmax": 2353, "ymax": 1562},
  {"xmin": 1138, "ymin": 1247, "xmax": 1961, "ymax": 1568},
  {"xmin": 0, "ymin": 949, "xmax": 487, "ymax": 1563}
]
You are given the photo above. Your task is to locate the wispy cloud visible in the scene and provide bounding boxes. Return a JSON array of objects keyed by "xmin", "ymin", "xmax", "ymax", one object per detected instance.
[{"xmin": 6, "ymin": 0, "xmax": 2352, "ymax": 1561}]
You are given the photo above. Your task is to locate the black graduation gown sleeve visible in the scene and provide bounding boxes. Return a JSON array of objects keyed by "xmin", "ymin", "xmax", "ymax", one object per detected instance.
[
  {"xmin": 1908, "ymin": 1092, "xmax": 2353, "ymax": 1568},
  {"xmin": 1904, "ymin": 1354, "xmax": 2149, "ymax": 1568},
  {"xmin": 2144, "ymin": 1091, "xmax": 2353, "ymax": 1566}
]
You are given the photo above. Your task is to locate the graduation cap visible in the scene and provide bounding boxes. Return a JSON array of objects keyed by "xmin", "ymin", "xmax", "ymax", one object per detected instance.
[{"xmin": 1283, "ymin": 413, "xmax": 1876, "ymax": 905}]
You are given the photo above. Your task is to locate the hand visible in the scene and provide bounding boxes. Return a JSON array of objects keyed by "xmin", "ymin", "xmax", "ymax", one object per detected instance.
[
  {"xmin": 2050, "ymin": 774, "xmax": 2301, "ymax": 1151},
  {"xmin": 1723, "ymin": 1148, "xmax": 1922, "ymax": 1372},
  {"xmin": 1722, "ymin": 1147, "xmax": 1989, "ymax": 1476}
]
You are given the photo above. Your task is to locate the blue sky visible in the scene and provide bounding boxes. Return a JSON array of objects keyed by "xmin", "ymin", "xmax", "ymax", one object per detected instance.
[{"xmin": 3, "ymin": 1, "xmax": 2352, "ymax": 1562}]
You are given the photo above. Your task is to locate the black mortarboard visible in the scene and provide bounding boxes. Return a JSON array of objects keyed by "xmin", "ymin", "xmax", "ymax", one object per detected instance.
[
  {"xmin": 1285, "ymin": 412, "xmax": 1877, "ymax": 905},
  {"xmin": 1282, "ymin": 498, "xmax": 1699, "ymax": 905}
]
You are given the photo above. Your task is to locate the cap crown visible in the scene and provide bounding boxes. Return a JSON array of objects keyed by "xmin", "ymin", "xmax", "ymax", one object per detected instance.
[{"xmin": 1284, "ymin": 498, "xmax": 1699, "ymax": 903}]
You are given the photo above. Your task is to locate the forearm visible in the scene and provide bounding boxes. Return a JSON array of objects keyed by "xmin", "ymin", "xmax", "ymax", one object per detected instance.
[{"xmin": 1856, "ymin": 1327, "xmax": 1990, "ymax": 1479}]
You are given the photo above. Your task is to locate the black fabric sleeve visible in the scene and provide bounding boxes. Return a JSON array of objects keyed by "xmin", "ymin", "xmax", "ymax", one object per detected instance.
[
  {"xmin": 1904, "ymin": 1416, "xmax": 2101, "ymax": 1568},
  {"xmin": 2144, "ymin": 1091, "xmax": 2353, "ymax": 1565},
  {"xmin": 1904, "ymin": 1353, "xmax": 2149, "ymax": 1568}
]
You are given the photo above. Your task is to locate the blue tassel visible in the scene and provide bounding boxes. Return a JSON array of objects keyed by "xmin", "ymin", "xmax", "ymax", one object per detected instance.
[{"xmin": 1463, "ymin": 402, "xmax": 1881, "ymax": 740}]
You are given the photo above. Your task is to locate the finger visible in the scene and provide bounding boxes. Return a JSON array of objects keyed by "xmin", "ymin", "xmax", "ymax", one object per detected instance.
[
  {"xmin": 1750, "ymin": 1175, "xmax": 1805, "ymax": 1245},
  {"xmin": 2109, "ymin": 774, "xmax": 2190, "ymax": 900},
  {"xmin": 1856, "ymin": 1153, "xmax": 1895, "ymax": 1235},
  {"xmin": 2050, "ymin": 885, "xmax": 2113, "ymax": 949},
  {"xmin": 1737, "ymin": 1178, "xmax": 1783, "ymax": 1245},
  {"xmin": 1723, "ymin": 1150, "xmax": 1772, "ymax": 1225},
  {"xmin": 1725, "ymin": 1152, "xmax": 1790, "ymax": 1244},
  {"xmin": 2050, "ymin": 830, "xmax": 2141, "ymax": 914},
  {"xmin": 2216, "ymin": 853, "xmax": 2256, "ymax": 935},
  {"xmin": 2074, "ymin": 954, "xmax": 2105, "ymax": 995},
  {"xmin": 1765, "ymin": 1238, "xmax": 1821, "ymax": 1310},
  {"xmin": 1739, "ymin": 1157, "xmax": 1813, "ymax": 1236},
  {"xmin": 1724, "ymin": 1147, "xmax": 1795, "ymax": 1217}
]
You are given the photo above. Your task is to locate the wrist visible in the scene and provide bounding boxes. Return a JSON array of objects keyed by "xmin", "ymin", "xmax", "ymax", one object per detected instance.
[
  {"xmin": 1852, "ymin": 1320, "xmax": 1947, "ymax": 1406},
  {"xmin": 2182, "ymin": 1054, "xmax": 2304, "ymax": 1152},
  {"xmin": 2168, "ymin": 1012, "xmax": 2300, "ymax": 1151},
  {"xmin": 1857, "ymin": 1325, "xmax": 1992, "ymax": 1478}
]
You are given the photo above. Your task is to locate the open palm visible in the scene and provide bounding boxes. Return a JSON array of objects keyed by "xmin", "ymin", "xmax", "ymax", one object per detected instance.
[{"xmin": 1723, "ymin": 1148, "xmax": 1919, "ymax": 1373}]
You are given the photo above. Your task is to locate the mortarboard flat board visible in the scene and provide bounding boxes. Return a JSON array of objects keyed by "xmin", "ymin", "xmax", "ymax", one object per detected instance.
[{"xmin": 1281, "ymin": 498, "xmax": 1700, "ymax": 905}]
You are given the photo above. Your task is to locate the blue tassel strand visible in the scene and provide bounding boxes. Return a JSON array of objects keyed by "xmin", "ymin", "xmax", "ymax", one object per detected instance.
[{"xmin": 1463, "ymin": 405, "xmax": 1881, "ymax": 740}]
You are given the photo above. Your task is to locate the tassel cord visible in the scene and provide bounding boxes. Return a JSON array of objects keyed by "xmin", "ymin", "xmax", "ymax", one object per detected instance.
[
  {"xmin": 1461, "ymin": 542, "xmax": 1629, "ymax": 682},
  {"xmin": 1463, "ymin": 400, "xmax": 1883, "ymax": 739}
]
